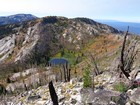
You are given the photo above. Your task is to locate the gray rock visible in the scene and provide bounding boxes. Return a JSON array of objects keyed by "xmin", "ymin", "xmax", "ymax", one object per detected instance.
[
  {"xmin": 0, "ymin": 35, "xmax": 15, "ymax": 63},
  {"xmin": 70, "ymin": 98, "xmax": 77, "ymax": 104},
  {"xmin": 58, "ymin": 95, "xmax": 65, "ymax": 102},
  {"xmin": 6, "ymin": 70, "xmax": 56, "ymax": 92},
  {"xmin": 129, "ymin": 88, "xmax": 140, "ymax": 104},
  {"xmin": 111, "ymin": 93, "xmax": 128, "ymax": 105},
  {"xmin": 81, "ymin": 88, "xmax": 127, "ymax": 105},
  {"xmin": 80, "ymin": 88, "xmax": 94, "ymax": 104},
  {"xmin": 27, "ymin": 95, "xmax": 41, "ymax": 102},
  {"xmin": 15, "ymin": 23, "xmax": 40, "ymax": 62},
  {"xmin": 135, "ymin": 72, "xmax": 140, "ymax": 80},
  {"xmin": 70, "ymin": 78, "xmax": 78, "ymax": 85}
]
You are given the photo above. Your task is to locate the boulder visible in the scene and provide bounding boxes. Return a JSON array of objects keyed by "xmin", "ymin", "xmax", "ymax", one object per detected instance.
[
  {"xmin": 70, "ymin": 78, "xmax": 78, "ymax": 85},
  {"xmin": 27, "ymin": 95, "xmax": 41, "ymax": 102},
  {"xmin": 6, "ymin": 83, "xmax": 16, "ymax": 92},
  {"xmin": 36, "ymin": 100, "xmax": 46, "ymax": 105},
  {"xmin": 70, "ymin": 98, "xmax": 77, "ymax": 104},
  {"xmin": 81, "ymin": 88, "xmax": 127, "ymax": 105},
  {"xmin": 80, "ymin": 88, "xmax": 94, "ymax": 104},
  {"xmin": 129, "ymin": 88, "xmax": 140, "ymax": 104},
  {"xmin": 58, "ymin": 95, "xmax": 65, "ymax": 102},
  {"xmin": 129, "ymin": 69, "xmax": 140, "ymax": 80},
  {"xmin": 135, "ymin": 72, "xmax": 140, "ymax": 80}
]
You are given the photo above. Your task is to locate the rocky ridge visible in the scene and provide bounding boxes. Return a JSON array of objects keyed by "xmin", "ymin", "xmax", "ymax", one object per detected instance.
[
  {"xmin": 0, "ymin": 16, "xmax": 121, "ymax": 64},
  {"xmin": 2, "ymin": 71, "xmax": 140, "ymax": 105}
]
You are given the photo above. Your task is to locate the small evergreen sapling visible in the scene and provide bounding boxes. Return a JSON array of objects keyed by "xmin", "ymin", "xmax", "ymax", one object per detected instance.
[{"xmin": 83, "ymin": 68, "xmax": 92, "ymax": 88}]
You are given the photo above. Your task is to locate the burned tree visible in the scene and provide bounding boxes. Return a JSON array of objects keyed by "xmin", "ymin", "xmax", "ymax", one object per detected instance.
[
  {"xmin": 83, "ymin": 52, "xmax": 100, "ymax": 89},
  {"xmin": 62, "ymin": 63, "xmax": 71, "ymax": 82},
  {"xmin": 49, "ymin": 58, "xmax": 71, "ymax": 82},
  {"xmin": 87, "ymin": 52, "xmax": 100, "ymax": 76},
  {"xmin": 119, "ymin": 26, "xmax": 138, "ymax": 79},
  {"xmin": 89, "ymin": 53, "xmax": 100, "ymax": 76},
  {"xmin": 49, "ymin": 81, "xmax": 58, "ymax": 105},
  {"xmin": 63, "ymin": 64, "xmax": 67, "ymax": 82},
  {"xmin": 67, "ymin": 68, "xmax": 71, "ymax": 81}
]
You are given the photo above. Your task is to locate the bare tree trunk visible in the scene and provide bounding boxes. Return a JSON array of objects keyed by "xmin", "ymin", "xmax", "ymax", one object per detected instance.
[
  {"xmin": 65, "ymin": 63, "xmax": 71, "ymax": 82},
  {"xmin": 89, "ymin": 53, "xmax": 100, "ymax": 75},
  {"xmin": 63, "ymin": 64, "xmax": 67, "ymax": 82},
  {"xmin": 23, "ymin": 80, "xmax": 28, "ymax": 91},
  {"xmin": 64, "ymin": 63, "xmax": 68, "ymax": 82},
  {"xmin": 49, "ymin": 81, "xmax": 58, "ymax": 105},
  {"xmin": 74, "ymin": 66, "xmax": 77, "ymax": 78},
  {"xmin": 60, "ymin": 67, "xmax": 63, "ymax": 82},
  {"xmin": 120, "ymin": 26, "xmax": 130, "ymax": 79},
  {"xmin": 92, "ymin": 74, "xmax": 95, "ymax": 90},
  {"xmin": 67, "ymin": 68, "xmax": 71, "ymax": 81}
]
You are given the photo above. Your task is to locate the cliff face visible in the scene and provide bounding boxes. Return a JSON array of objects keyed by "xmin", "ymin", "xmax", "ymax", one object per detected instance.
[{"xmin": 0, "ymin": 16, "xmax": 121, "ymax": 64}]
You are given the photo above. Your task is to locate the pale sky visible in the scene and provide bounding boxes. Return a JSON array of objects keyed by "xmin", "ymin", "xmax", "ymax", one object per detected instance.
[{"xmin": 0, "ymin": 0, "xmax": 140, "ymax": 22}]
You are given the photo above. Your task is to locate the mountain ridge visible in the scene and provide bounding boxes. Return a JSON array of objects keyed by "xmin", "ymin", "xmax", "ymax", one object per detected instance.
[
  {"xmin": 0, "ymin": 16, "xmax": 122, "ymax": 65},
  {"xmin": 0, "ymin": 14, "xmax": 38, "ymax": 26}
]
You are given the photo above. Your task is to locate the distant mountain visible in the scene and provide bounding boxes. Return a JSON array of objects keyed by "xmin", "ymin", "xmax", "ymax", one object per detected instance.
[
  {"xmin": 0, "ymin": 14, "xmax": 38, "ymax": 26},
  {"xmin": 95, "ymin": 20, "xmax": 140, "ymax": 35}
]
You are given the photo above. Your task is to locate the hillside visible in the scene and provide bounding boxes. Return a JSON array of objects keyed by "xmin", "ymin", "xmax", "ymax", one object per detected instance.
[
  {"xmin": 0, "ymin": 15, "xmax": 124, "ymax": 88},
  {"xmin": 0, "ymin": 16, "xmax": 121, "ymax": 65}
]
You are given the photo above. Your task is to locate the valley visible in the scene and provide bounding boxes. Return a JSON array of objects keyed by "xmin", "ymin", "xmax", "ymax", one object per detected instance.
[{"xmin": 0, "ymin": 14, "xmax": 140, "ymax": 105}]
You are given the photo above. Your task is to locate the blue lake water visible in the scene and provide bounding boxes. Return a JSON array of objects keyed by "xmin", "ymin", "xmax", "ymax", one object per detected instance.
[{"xmin": 49, "ymin": 58, "xmax": 68, "ymax": 65}]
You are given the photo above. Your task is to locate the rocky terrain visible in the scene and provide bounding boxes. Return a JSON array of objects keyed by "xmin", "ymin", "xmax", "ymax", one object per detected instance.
[
  {"xmin": 1, "ymin": 71, "xmax": 140, "ymax": 105},
  {"xmin": 0, "ymin": 15, "xmax": 140, "ymax": 105}
]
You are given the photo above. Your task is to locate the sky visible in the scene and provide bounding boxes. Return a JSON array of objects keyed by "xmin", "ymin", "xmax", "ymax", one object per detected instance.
[{"xmin": 0, "ymin": 0, "xmax": 140, "ymax": 22}]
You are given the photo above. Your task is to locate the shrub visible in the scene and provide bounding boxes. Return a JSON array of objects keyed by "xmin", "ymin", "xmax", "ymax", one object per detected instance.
[
  {"xmin": 83, "ymin": 68, "xmax": 92, "ymax": 88},
  {"xmin": 114, "ymin": 82, "xmax": 127, "ymax": 92}
]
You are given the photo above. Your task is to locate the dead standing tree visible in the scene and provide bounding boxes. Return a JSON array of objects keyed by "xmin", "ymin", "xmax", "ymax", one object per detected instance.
[
  {"xmin": 87, "ymin": 52, "xmax": 100, "ymax": 76},
  {"xmin": 119, "ymin": 26, "xmax": 138, "ymax": 80},
  {"xmin": 49, "ymin": 81, "xmax": 58, "ymax": 105},
  {"xmin": 84, "ymin": 52, "xmax": 101, "ymax": 89},
  {"xmin": 62, "ymin": 63, "xmax": 71, "ymax": 82},
  {"xmin": 90, "ymin": 53, "xmax": 100, "ymax": 76},
  {"xmin": 49, "ymin": 59, "xmax": 71, "ymax": 82}
]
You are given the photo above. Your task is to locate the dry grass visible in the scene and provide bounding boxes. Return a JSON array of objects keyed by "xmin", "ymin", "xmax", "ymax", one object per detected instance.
[{"xmin": 72, "ymin": 34, "xmax": 123, "ymax": 77}]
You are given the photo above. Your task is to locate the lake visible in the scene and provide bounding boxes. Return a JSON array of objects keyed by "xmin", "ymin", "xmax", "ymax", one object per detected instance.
[{"xmin": 49, "ymin": 58, "xmax": 69, "ymax": 66}]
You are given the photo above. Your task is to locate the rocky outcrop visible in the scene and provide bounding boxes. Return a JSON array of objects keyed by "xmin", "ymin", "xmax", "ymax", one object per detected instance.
[
  {"xmin": 1, "ymin": 70, "xmax": 140, "ymax": 105},
  {"xmin": 5, "ymin": 79, "xmax": 83, "ymax": 105},
  {"xmin": 9, "ymin": 68, "xmax": 38, "ymax": 82},
  {"xmin": 128, "ymin": 88, "xmax": 140, "ymax": 104},
  {"xmin": 0, "ymin": 34, "xmax": 15, "ymax": 63},
  {"xmin": 6, "ymin": 68, "xmax": 56, "ymax": 93},
  {"xmin": 15, "ymin": 22, "xmax": 40, "ymax": 62},
  {"xmin": 4, "ymin": 78, "xmax": 129, "ymax": 105},
  {"xmin": 81, "ymin": 88, "xmax": 127, "ymax": 105},
  {"xmin": 74, "ymin": 18, "xmax": 121, "ymax": 34}
]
